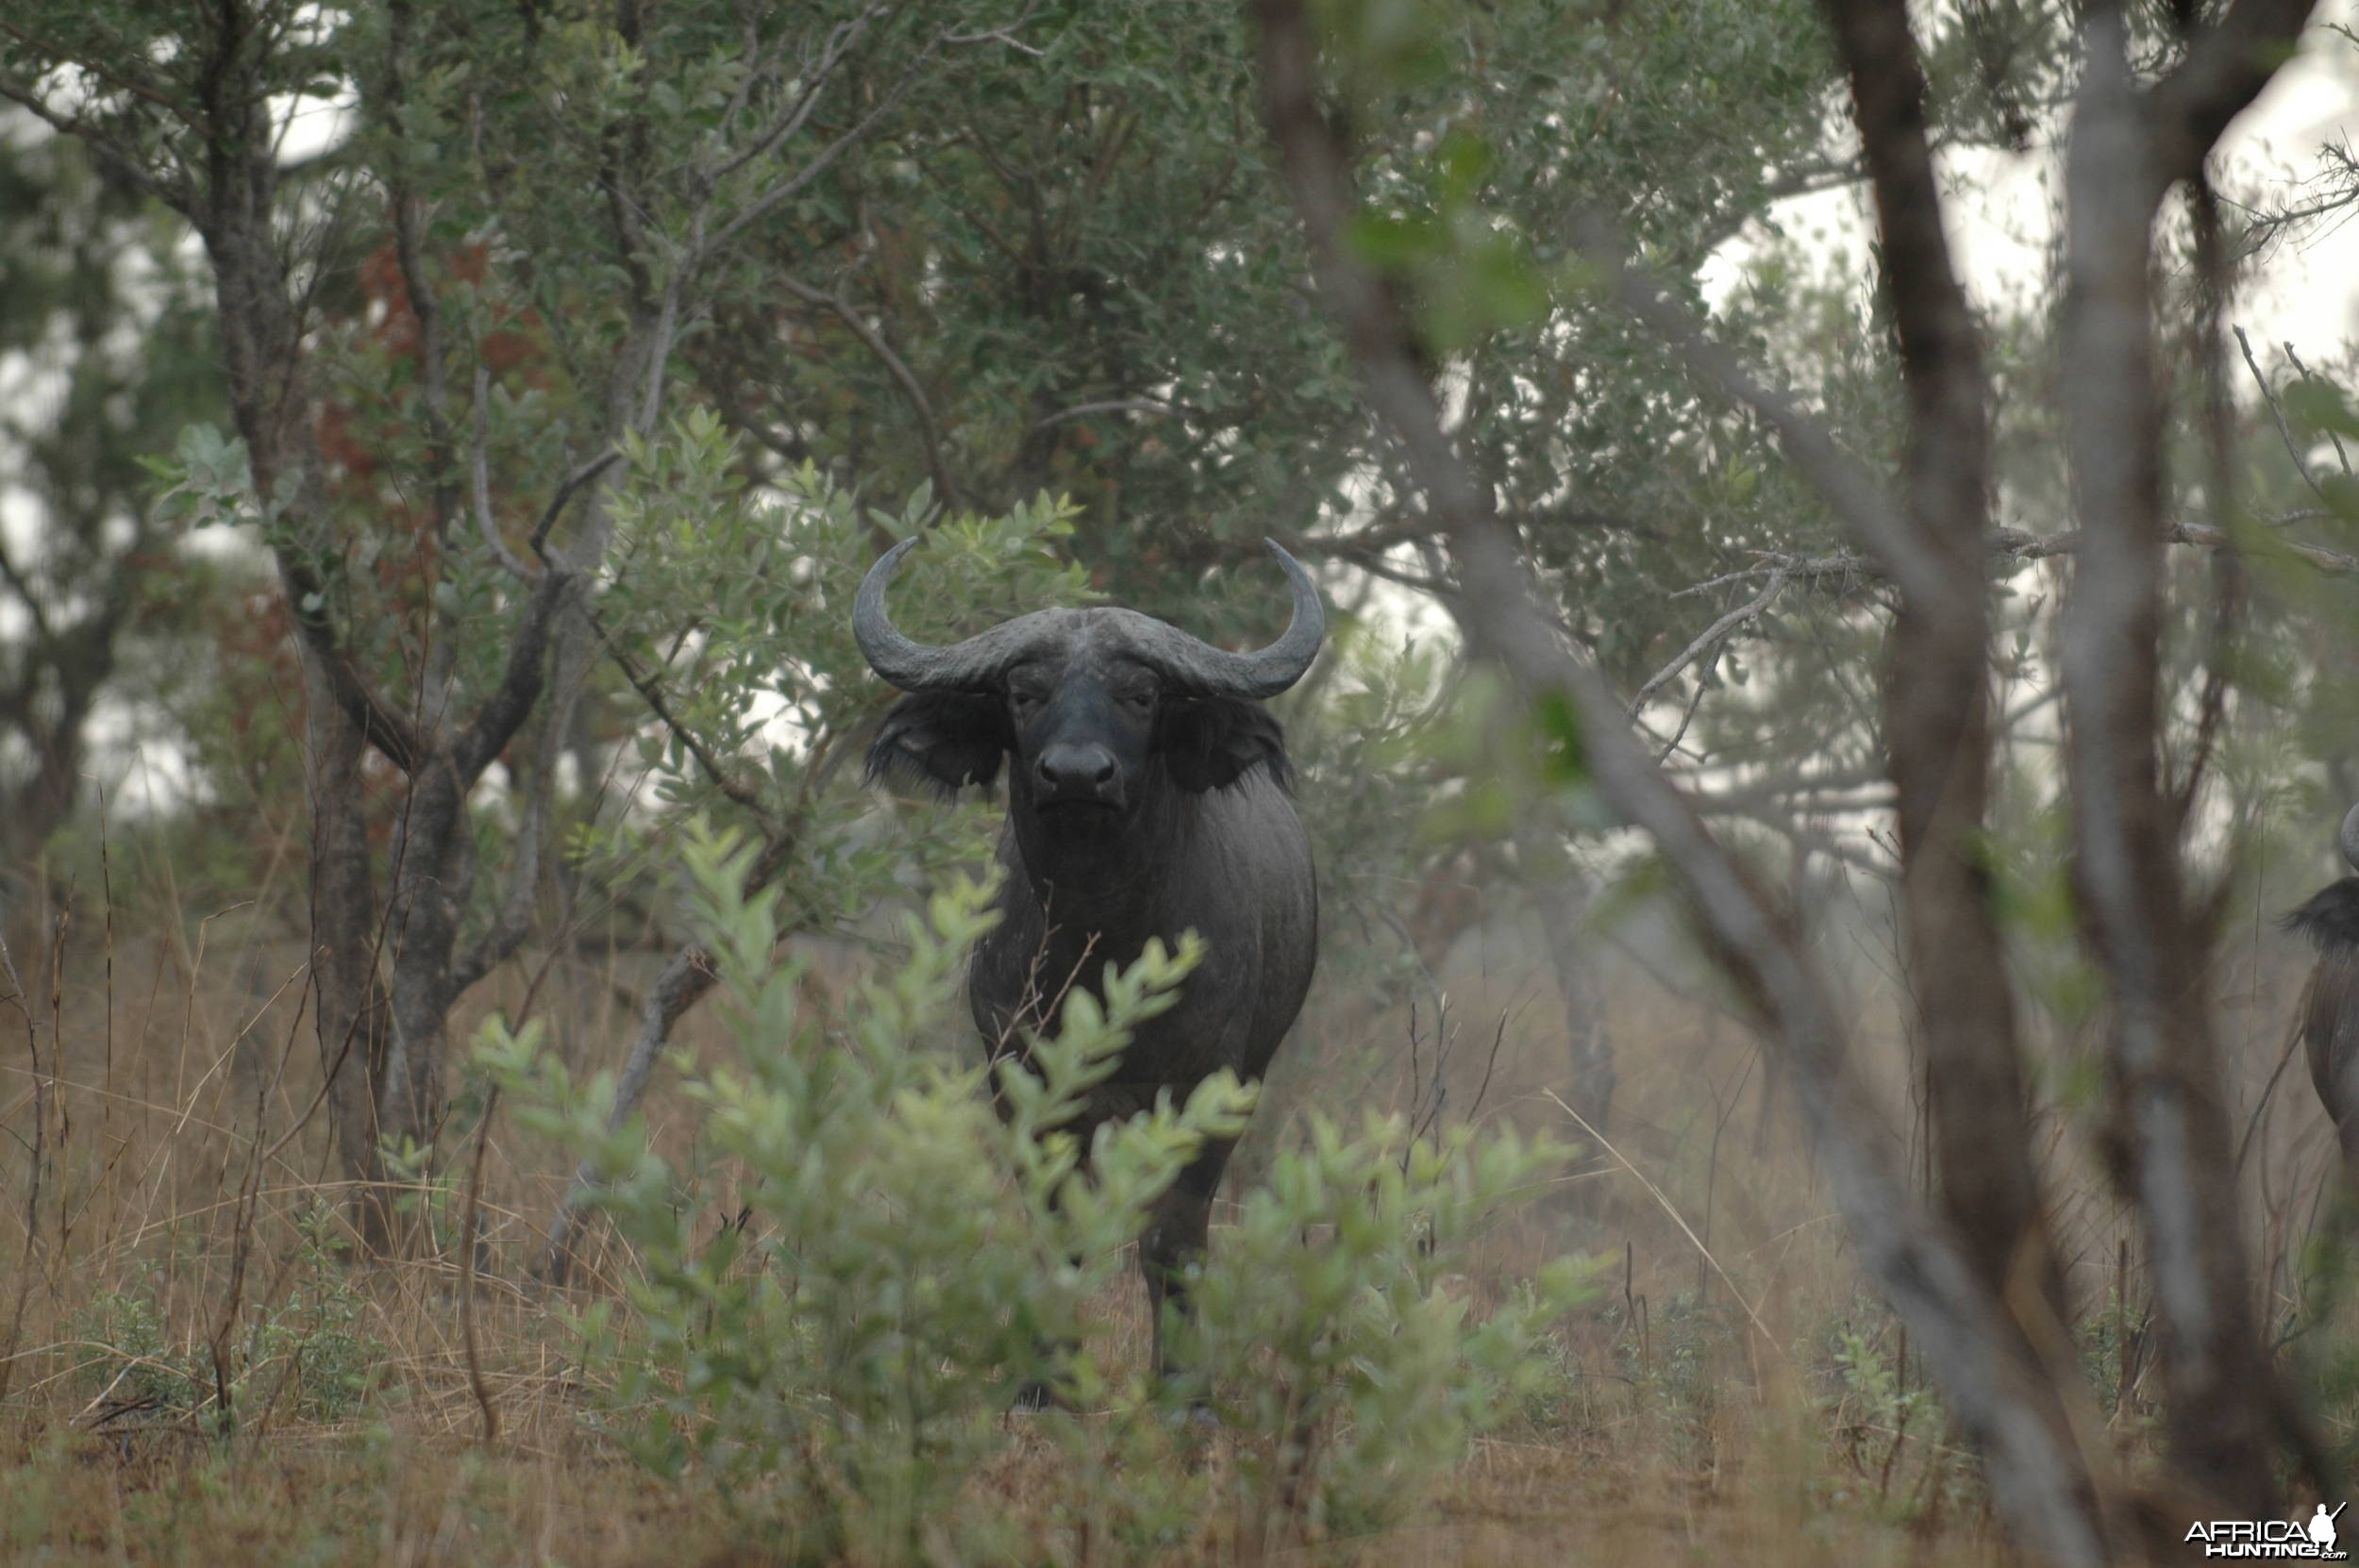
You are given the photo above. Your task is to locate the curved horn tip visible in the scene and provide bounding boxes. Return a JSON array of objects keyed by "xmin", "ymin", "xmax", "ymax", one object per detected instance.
[
  {"xmin": 1259, "ymin": 537, "xmax": 1318, "ymax": 602},
  {"xmin": 855, "ymin": 536, "xmax": 923, "ymax": 609},
  {"xmin": 2338, "ymin": 803, "xmax": 2359, "ymax": 872},
  {"xmin": 854, "ymin": 535, "xmax": 939, "ymax": 689},
  {"xmin": 1261, "ymin": 537, "xmax": 1311, "ymax": 575}
]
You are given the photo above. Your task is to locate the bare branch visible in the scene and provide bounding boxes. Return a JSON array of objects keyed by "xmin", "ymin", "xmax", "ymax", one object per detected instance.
[
  {"xmin": 452, "ymin": 565, "xmax": 574, "ymax": 784},
  {"xmin": 0, "ymin": 75, "xmax": 179, "ymax": 208},
  {"xmin": 279, "ymin": 580, "xmax": 427, "ymax": 773},
  {"xmin": 1630, "ymin": 569, "xmax": 1788, "ymax": 720},
  {"xmin": 778, "ymin": 272, "xmax": 962, "ymax": 509},
  {"xmin": 0, "ymin": 535, "xmax": 59, "ymax": 643},
  {"xmin": 471, "ymin": 364, "xmax": 535, "ymax": 580},
  {"xmin": 529, "ymin": 450, "xmax": 621, "ymax": 561},
  {"xmin": 1565, "ymin": 222, "xmax": 1947, "ymax": 606},
  {"xmin": 449, "ymin": 694, "xmax": 559, "ymax": 995},
  {"xmin": 2281, "ymin": 340, "xmax": 2352, "ymax": 474},
  {"xmin": 541, "ymin": 942, "xmax": 715, "ymax": 1283},
  {"xmin": 1688, "ymin": 520, "xmax": 2359, "ymax": 594},
  {"xmin": 1030, "ymin": 397, "xmax": 1192, "ymax": 431},
  {"xmin": 539, "ymin": 823, "xmax": 806, "ymax": 1282},
  {"xmin": 580, "ymin": 599, "xmax": 778, "ymax": 835},
  {"xmin": 700, "ymin": 33, "xmax": 945, "ymax": 261},
  {"xmin": 945, "ymin": 2, "xmax": 1046, "ymax": 56},
  {"xmin": 705, "ymin": 7, "xmax": 885, "ymax": 187},
  {"xmin": 2234, "ymin": 325, "xmax": 2332, "ymax": 507}
]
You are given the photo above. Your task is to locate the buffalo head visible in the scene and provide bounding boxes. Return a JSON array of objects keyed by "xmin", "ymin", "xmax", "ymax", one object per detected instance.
[{"xmin": 856, "ymin": 541, "xmax": 1323, "ymax": 829}]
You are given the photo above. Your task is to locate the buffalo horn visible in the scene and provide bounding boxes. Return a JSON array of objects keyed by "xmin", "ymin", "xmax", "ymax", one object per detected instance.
[
  {"xmin": 1113, "ymin": 540, "xmax": 1325, "ymax": 698},
  {"xmin": 853, "ymin": 536, "xmax": 1325, "ymax": 699},
  {"xmin": 853, "ymin": 537, "xmax": 1042, "ymax": 692}
]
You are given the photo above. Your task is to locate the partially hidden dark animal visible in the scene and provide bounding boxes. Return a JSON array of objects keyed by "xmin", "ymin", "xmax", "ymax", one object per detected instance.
[
  {"xmin": 2283, "ymin": 804, "xmax": 2359, "ymax": 1177},
  {"xmin": 855, "ymin": 537, "xmax": 1324, "ymax": 1388}
]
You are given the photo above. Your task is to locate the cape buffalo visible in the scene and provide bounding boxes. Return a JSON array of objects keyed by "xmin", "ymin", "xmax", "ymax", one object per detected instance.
[
  {"xmin": 855, "ymin": 538, "xmax": 1322, "ymax": 1391},
  {"xmin": 2285, "ymin": 804, "xmax": 2359, "ymax": 1180}
]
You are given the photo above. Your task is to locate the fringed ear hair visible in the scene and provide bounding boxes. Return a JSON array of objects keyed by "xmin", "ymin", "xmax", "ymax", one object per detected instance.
[
  {"xmin": 1159, "ymin": 697, "xmax": 1293, "ymax": 793},
  {"xmin": 867, "ymin": 692, "xmax": 1012, "ymax": 798}
]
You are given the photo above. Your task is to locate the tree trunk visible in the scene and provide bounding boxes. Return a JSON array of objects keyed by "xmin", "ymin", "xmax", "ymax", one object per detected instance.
[
  {"xmin": 299, "ymin": 654, "xmax": 396, "ymax": 1242},
  {"xmin": 1514, "ymin": 826, "xmax": 1614, "ymax": 1132},
  {"xmin": 1255, "ymin": 7, "xmax": 2114, "ymax": 1557},
  {"xmin": 2055, "ymin": 5, "xmax": 2291, "ymax": 1513},
  {"xmin": 1823, "ymin": 0, "xmax": 2061, "ymax": 1319}
]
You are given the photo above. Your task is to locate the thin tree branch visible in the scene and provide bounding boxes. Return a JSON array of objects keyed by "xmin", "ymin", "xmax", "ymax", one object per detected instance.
[
  {"xmin": 279, "ymin": 578, "xmax": 427, "ymax": 773},
  {"xmin": 1628, "ymin": 570, "xmax": 1787, "ymax": 718},
  {"xmin": 706, "ymin": 7, "xmax": 884, "ymax": 186},
  {"xmin": 0, "ymin": 75, "xmax": 178, "ymax": 208},
  {"xmin": 0, "ymin": 20, "xmax": 209, "ymax": 133},
  {"xmin": 778, "ymin": 272, "xmax": 962, "ymax": 509},
  {"xmin": 2280, "ymin": 341, "xmax": 2351, "ymax": 473},
  {"xmin": 471, "ymin": 364, "xmax": 535, "ymax": 580},
  {"xmin": 529, "ymin": 450, "xmax": 622, "ymax": 561},
  {"xmin": 1685, "ymin": 520, "xmax": 2359, "ymax": 593},
  {"xmin": 700, "ymin": 33, "xmax": 946, "ymax": 260},
  {"xmin": 1030, "ymin": 397, "xmax": 1192, "ymax": 431},
  {"xmin": 539, "ymin": 821, "xmax": 806, "ymax": 1282},
  {"xmin": 449, "ymin": 697, "xmax": 558, "ymax": 995},
  {"xmin": 578, "ymin": 600, "xmax": 778, "ymax": 836},
  {"xmin": 452, "ymin": 564, "xmax": 575, "ymax": 783},
  {"xmin": 2234, "ymin": 325, "xmax": 2332, "ymax": 507},
  {"xmin": 1564, "ymin": 219, "xmax": 1948, "ymax": 606},
  {"xmin": 0, "ymin": 536, "xmax": 58, "ymax": 643}
]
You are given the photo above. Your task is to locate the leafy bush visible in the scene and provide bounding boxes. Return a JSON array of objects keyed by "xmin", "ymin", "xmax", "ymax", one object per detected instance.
[
  {"xmin": 69, "ymin": 1201, "xmax": 381, "ymax": 1430},
  {"xmin": 482, "ymin": 825, "xmax": 1254, "ymax": 1560},
  {"xmin": 488, "ymin": 825, "xmax": 1593, "ymax": 1558},
  {"xmin": 1815, "ymin": 1309, "xmax": 1975, "ymax": 1525},
  {"xmin": 1174, "ymin": 1116, "xmax": 1592, "ymax": 1543}
]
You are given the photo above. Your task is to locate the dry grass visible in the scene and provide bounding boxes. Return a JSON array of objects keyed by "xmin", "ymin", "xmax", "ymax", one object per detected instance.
[{"xmin": 0, "ymin": 870, "xmax": 2341, "ymax": 1565}]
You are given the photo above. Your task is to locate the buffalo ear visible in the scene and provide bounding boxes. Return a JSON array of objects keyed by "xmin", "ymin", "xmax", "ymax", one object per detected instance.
[
  {"xmin": 867, "ymin": 692, "xmax": 1011, "ymax": 797},
  {"xmin": 1160, "ymin": 696, "xmax": 1293, "ymax": 792}
]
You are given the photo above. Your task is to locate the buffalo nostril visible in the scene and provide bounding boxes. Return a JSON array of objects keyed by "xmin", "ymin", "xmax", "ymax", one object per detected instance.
[{"xmin": 1038, "ymin": 744, "xmax": 1117, "ymax": 796}]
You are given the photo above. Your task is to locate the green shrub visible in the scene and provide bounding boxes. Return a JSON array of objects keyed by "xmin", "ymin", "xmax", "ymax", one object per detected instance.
[
  {"xmin": 488, "ymin": 823, "xmax": 1594, "ymax": 1559},
  {"xmin": 481, "ymin": 825, "xmax": 1254, "ymax": 1560},
  {"xmin": 1173, "ymin": 1116, "xmax": 1592, "ymax": 1544},
  {"xmin": 68, "ymin": 1201, "xmax": 381, "ymax": 1430}
]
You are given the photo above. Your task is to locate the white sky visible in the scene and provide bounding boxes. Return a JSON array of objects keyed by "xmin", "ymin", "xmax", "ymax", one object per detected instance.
[{"xmin": 1705, "ymin": 4, "xmax": 2359, "ymax": 351}]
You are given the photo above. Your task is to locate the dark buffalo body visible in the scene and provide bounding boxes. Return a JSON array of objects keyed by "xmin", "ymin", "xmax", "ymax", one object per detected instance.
[
  {"xmin": 855, "ymin": 539, "xmax": 1322, "ymax": 1380},
  {"xmin": 2284, "ymin": 805, "xmax": 2359, "ymax": 1177}
]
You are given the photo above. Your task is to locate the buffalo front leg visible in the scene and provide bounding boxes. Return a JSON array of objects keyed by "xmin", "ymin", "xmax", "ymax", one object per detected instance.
[{"xmin": 1142, "ymin": 1140, "xmax": 1235, "ymax": 1395}]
